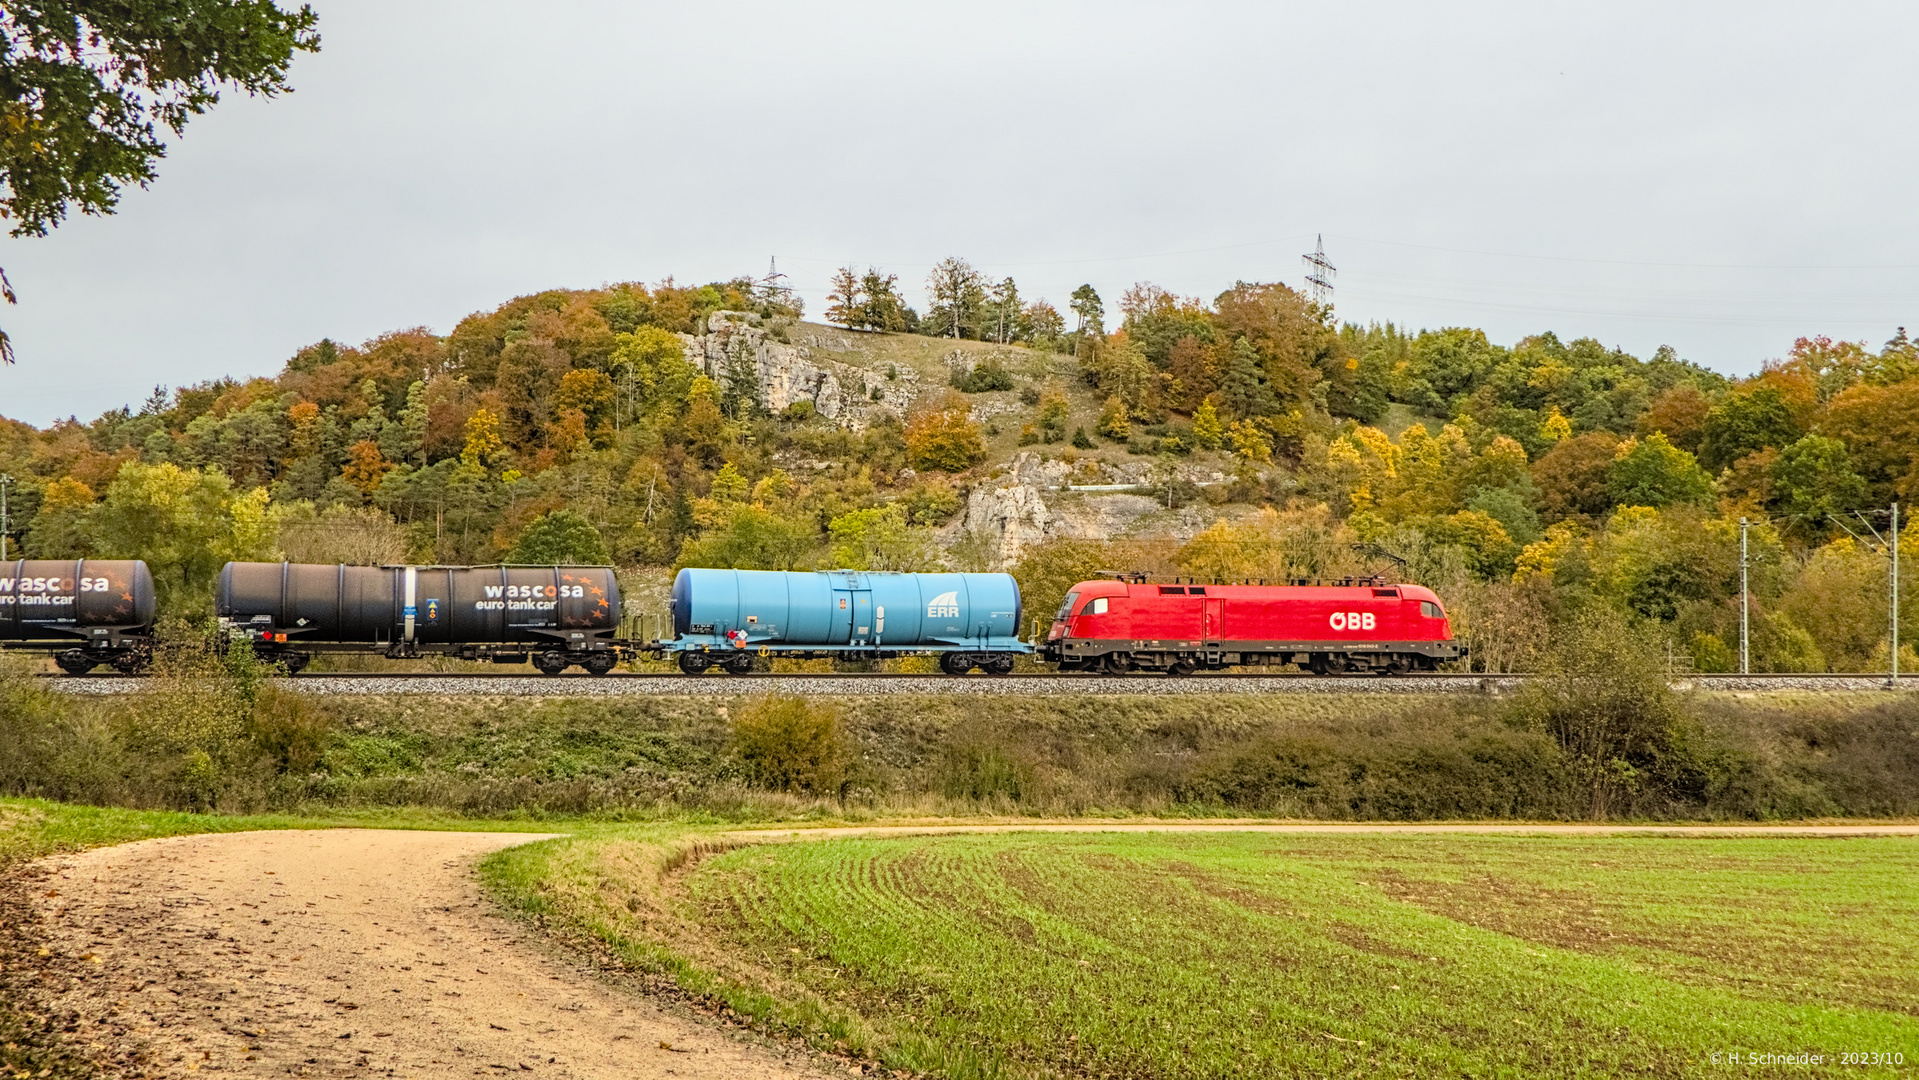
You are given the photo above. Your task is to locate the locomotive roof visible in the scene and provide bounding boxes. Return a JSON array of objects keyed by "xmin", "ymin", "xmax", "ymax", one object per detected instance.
[{"xmin": 1069, "ymin": 579, "xmax": 1444, "ymax": 603}]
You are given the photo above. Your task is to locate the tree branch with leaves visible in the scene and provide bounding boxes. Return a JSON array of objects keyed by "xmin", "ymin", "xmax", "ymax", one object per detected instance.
[{"xmin": 0, "ymin": 0, "xmax": 322, "ymax": 361}]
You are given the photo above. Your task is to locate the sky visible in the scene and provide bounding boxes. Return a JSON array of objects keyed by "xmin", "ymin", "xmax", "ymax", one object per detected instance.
[{"xmin": 2, "ymin": 0, "xmax": 1917, "ymax": 426}]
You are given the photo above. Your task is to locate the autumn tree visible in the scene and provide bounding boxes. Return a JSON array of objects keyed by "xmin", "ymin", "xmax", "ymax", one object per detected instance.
[
  {"xmin": 1698, "ymin": 386, "xmax": 1803, "ymax": 471},
  {"xmin": 1068, "ymin": 285, "xmax": 1105, "ymax": 337},
  {"xmin": 1192, "ymin": 399, "xmax": 1224, "ymax": 449},
  {"xmin": 340, "ymin": 440, "xmax": 392, "ymax": 497},
  {"xmin": 825, "ymin": 267, "xmax": 863, "ymax": 329},
  {"xmin": 985, "ymin": 277, "xmax": 1023, "ymax": 344},
  {"xmin": 507, "ymin": 510, "xmax": 610, "ymax": 565},
  {"xmin": 828, "ymin": 504, "xmax": 930, "ymax": 571},
  {"xmin": 1607, "ymin": 434, "xmax": 1713, "ymax": 509},
  {"xmin": 553, "ymin": 369, "xmax": 616, "ymax": 446},
  {"xmin": 88, "ymin": 462, "xmax": 279, "ymax": 614},
  {"xmin": 924, "ymin": 257, "xmax": 986, "ymax": 339},
  {"xmin": 1023, "ymin": 300, "xmax": 1065, "ymax": 347},
  {"xmin": 1767, "ymin": 435, "xmax": 1867, "ymax": 531},
  {"xmin": 848, "ymin": 270, "xmax": 913, "ymax": 332},
  {"xmin": 1532, "ymin": 432, "xmax": 1621, "ymax": 521},
  {"xmin": 1634, "ymin": 384, "xmax": 1712, "ymax": 454},
  {"xmin": 1819, "ymin": 378, "xmax": 1919, "ymax": 502},
  {"xmin": 904, "ymin": 395, "xmax": 986, "ymax": 472}
]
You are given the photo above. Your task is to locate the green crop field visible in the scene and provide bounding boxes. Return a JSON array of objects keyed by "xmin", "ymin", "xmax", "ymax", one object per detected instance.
[{"xmin": 627, "ymin": 832, "xmax": 1919, "ymax": 1078}]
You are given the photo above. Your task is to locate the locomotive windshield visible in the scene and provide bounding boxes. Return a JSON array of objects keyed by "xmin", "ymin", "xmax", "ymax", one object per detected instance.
[{"xmin": 1055, "ymin": 591, "xmax": 1079, "ymax": 620}]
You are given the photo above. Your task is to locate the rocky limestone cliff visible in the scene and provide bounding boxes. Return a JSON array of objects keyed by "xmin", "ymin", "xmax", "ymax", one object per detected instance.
[
  {"xmin": 949, "ymin": 452, "xmax": 1229, "ymax": 566},
  {"xmin": 678, "ymin": 312, "xmax": 920, "ymax": 426}
]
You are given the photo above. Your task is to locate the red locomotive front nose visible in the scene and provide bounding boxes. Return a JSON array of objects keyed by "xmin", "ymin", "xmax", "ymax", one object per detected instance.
[{"xmin": 1047, "ymin": 621, "xmax": 1066, "ymax": 642}]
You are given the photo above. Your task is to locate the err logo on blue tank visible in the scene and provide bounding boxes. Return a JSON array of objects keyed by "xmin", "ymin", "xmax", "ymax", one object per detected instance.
[{"xmin": 927, "ymin": 591, "xmax": 960, "ymax": 618}]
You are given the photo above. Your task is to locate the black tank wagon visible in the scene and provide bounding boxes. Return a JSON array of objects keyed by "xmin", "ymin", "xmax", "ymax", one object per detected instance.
[
  {"xmin": 0, "ymin": 559, "xmax": 158, "ymax": 673},
  {"xmin": 217, "ymin": 562, "xmax": 623, "ymax": 674}
]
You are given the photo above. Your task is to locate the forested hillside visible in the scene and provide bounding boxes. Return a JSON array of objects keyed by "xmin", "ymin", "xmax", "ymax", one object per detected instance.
[{"xmin": 1, "ymin": 262, "xmax": 1914, "ymax": 673}]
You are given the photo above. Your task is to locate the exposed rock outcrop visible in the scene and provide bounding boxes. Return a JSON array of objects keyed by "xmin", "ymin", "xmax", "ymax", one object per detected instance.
[{"xmin": 678, "ymin": 312, "xmax": 920, "ymax": 426}]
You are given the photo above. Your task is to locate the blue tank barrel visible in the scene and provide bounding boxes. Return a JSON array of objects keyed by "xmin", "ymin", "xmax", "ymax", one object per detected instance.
[{"xmin": 668, "ymin": 569, "xmax": 1028, "ymax": 653}]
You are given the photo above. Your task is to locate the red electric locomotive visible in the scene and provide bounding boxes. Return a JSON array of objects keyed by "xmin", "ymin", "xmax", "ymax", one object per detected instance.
[{"xmin": 1040, "ymin": 577, "xmax": 1466, "ymax": 675}]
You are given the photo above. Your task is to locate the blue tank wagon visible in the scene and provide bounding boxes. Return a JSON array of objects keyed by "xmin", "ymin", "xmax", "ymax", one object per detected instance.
[{"xmin": 662, "ymin": 568, "xmax": 1030, "ymax": 674}]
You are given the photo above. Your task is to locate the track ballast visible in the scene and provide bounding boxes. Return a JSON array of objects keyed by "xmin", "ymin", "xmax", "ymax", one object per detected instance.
[{"xmin": 44, "ymin": 671, "xmax": 1913, "ymax": 695}]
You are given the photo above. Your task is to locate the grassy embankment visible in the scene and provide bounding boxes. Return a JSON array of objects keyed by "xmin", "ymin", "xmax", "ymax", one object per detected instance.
[
  {"xmin": 12, "ymin": 654, "xmax": 1919, "ymax": 821},
  {"xmin": 486, "ymin": 828, "xmax": 1919, "ymax": 1079}
]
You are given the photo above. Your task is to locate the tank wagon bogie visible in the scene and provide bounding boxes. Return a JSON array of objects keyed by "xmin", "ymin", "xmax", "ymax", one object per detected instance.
[
  {"xmin": 0, "ymin": 559, "xmax": 158, "ymax": 673},
  {"xmin": 661, "ymin": 568, "xmax": 1029, "ymax": 674},
  {"xmin": 1041, "ymin": 578, "xmax": 1465, "ymax": 675},
  {"xmin": 217, "ymin": 562, "xmax": 623, "ymax": 674}
]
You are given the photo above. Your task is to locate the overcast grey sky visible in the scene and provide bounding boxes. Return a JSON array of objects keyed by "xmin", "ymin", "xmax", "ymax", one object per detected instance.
[{"xmin": 3, "ymin": 1, "xmax": 1916, "ymax": 425}]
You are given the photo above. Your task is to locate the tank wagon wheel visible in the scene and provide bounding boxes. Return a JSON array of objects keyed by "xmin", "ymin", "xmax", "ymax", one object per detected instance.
[
  {"xmin": 583, "ymin": 654, "xmax": 618, "ymax": 676},
  {"xmin": 723, "ymin": 654, "xmax": 756, "ymax": 675},
  {"xmin": 984, "ymin": 654, "xmax": 1016, "ymax": 676},
  {"xmin": 939, "ymin": 652, "xmax": 974, "ymax": 675},
  {"xmin": 278, "ymin": 653, "xmax": 311, "ymax": 675},
  {"xmin": 54, "ymin": 650, "xmax": 96, "ymax": 676},
  {"xmin": 677, "ymin": 652, "xmax": 714, "ymax": 675},
  {"xmin": 110, "ymin": 650, "xmax": 151, "ymax": 676},
  {"xmin": 534, "ymin": 651, "xmax": 572, "ymax": 676}
]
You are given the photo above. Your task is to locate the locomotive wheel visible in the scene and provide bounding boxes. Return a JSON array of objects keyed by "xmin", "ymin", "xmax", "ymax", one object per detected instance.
[
  {"xmin": 939, "ymin": 652, "xmax": 974, "ymax": 675},
  {"xmin": 723, "ymin": 653, "xmax": 756, "ymax": 675},
  {"xmin": 1385, "ymin": 654, "xmax": 1413, "ymax": 676},
  {"xmin": 677, "ymin": 651, "xmax": 713, "ymax": 675},
  {"xmin": 1167, "ymin": 658, "xmax": 1197, "ymax": 677},
  {"xmin": 984, "ymin": 654, "xmax": 1016, "ymax": 675},
  {"xmin": 583, "ymin": 653, "xmax": 618, "ymax": 676},
  {"xmin": 54, "ymin": 650, "xmax": 96, "ymax": 676},
  {"xmin": 1101, "ymin": 653, "xmax": 1132, "ymax": 675},
  {"xmin": 534, "ymin": 651, "xmax": 572, "ymax": 676}
]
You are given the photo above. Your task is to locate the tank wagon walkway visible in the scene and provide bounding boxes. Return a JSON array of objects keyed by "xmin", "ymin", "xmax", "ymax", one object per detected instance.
[{"xmin": 19, "ymin": 831, "xmax": 833, "ymax": 1079}]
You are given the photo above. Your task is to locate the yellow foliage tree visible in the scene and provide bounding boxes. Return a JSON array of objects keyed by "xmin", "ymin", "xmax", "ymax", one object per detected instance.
[
  {"xmin": 905, "ymin": 395, "xmax": 987, "ymax": 472},
  {"xmin": 461, "ymin": 408, "xmax": 504, "ymax": 468},
  {"xmin": 1192, "ymin": 399, "xmax": 1224, "ymax": 449},
  {"xmin": 340, "ymin": 440, "xmax": 393, "ymax": 496}
]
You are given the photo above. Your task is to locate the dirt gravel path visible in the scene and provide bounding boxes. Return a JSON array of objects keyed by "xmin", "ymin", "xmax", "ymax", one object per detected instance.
[{"xmin": 21, "ymin": 830, "xmax": 833, "ymax": 1079}]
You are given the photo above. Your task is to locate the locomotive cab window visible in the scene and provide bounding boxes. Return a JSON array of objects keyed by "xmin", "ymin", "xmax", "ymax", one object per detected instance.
[
  {"xmin": 1083, "ymin": 597, "xmax": 1109, "ymax": 615},
  {"xmin": 1056, "ymin": 592, "xmax": 1080, "ymax": 620},
  {"xmin": 1421, "ymin": 601, "xmax": 1443, "ymax": 618}
]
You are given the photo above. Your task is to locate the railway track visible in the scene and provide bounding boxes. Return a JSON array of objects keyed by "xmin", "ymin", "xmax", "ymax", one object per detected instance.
[{"xmin": 42, "ymin": 671, "xmax": 1913, "ymax": 695}]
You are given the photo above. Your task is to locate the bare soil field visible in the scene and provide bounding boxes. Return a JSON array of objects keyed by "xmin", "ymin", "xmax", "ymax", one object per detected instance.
[{"xmin": 12, "ymin": 829, "xmax": 832, "ymax": 1079}]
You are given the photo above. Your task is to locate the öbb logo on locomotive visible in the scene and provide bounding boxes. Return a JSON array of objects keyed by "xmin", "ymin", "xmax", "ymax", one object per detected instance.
[{"xmin": 18, "ymin": 560, "xmax": 1463, "ymax": 677}]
